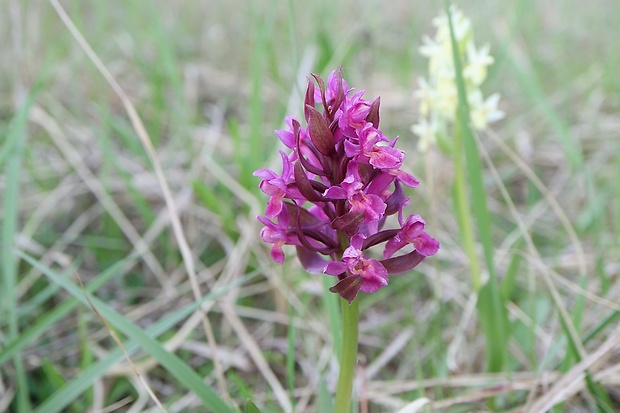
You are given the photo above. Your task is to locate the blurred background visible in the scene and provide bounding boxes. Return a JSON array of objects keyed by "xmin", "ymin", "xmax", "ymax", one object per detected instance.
[{"xmin": 1, "ymin": 0, "xmax": 620, "ymax": 412}]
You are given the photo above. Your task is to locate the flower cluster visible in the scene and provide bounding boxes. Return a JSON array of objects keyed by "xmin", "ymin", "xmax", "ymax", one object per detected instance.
[
  {"xmin": 412, "ymin": 5, "xmax": 504, "ymax": 152},
  {"xmin": 255, "ymin": 68, "xmax": 439, "ymax": 303}
]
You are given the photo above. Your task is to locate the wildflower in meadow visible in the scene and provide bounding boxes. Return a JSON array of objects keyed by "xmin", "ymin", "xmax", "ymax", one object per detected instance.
[
  {"xmin": 255, "ymin": 67, "xmax": 439, "ymax": 304},
  {"xmin": 412, "ymin": 5, "xmax": 504, "ymax": 152}
]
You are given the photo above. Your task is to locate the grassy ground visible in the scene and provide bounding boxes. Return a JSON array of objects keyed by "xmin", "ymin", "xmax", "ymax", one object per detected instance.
[{"xmin": 1, "ymin": 0, "xmax": 620, "ymax": 412}]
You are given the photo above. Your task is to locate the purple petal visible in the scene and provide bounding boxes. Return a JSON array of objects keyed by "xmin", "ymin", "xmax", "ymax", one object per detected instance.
[
  {"xmin": 391, "ymin": 169, "xmax": 419, "ymax": 188},
  {"xmin": 384, "ymin": 181, "xmax": 405, "ymax": 216},
  {"xmin": 271, "ymin": 242, "xmax": 285, "ymax": 264},
  {"xmin": 383, "ymin": 236, "xmax": 406, "ymax": 259},
  {"xmin": 359, "ymin": 260, "xmax": 389, "ymax": 293},
  {"xmin": 259, "ymin": 179, "xmax": 285, "ymax": 196},
  {"xmin": 341, "ymin": 244, "xmax": 363, "ymax": 262},
  {"xmin": 363, "ymin": 219, "xmax": 381, "ymax": 235},
  {"xmin": 257, "ymin": 214, "xmax": 274, "ymax": 226},
  {"xmin": 350, "ymin": 234, "xmax": 365, "ymax": 250},
  {"xmin": 413, "ymin": 232, "xmax": 440, "ymax": 256},
  {"xmin": 366, "ymin": 172, "xmax": 395, "ymax": 196},
  {"xmin": 311, "ymin": 73, "xmax": 327, "ymax": 108},
  {"xmin": 275, "ymin": 130, "xmax": 294, "ymax": 149},
  {"xmin": 380, "ymin": 250, "xmax": 425, "ymax": 275},
  {"xmin": 279, "ymin": 150, "xmax": 293, "ymax": 178},
  {"xmin": 362, "ymin": 229, "xmax": 399, "ymax": 250},
  {"xmin": 324, "ymin": 261, "xmax": 348, "ymax": 276},
  {"xmin": 304, "ymin": 80, "xmax": 315, "ymax": 121},
  {"xmin": 369, "ymin": 146, "xmax": 404, "ymax": 169},
  {"xmin": 401, "ymin": 215, "xmax": 426, "ymax": 241},
  {"xmin": 360, "ymin": 125, "xmax": 386, "ymax": 148},
  {"xmin": 329, "ymin": 67, "xmax": 345, "ymax": 116},
  {"xmin": 253, "ymin": 168, "xmax": 277, "ymax": 180},
  {"xmin": 265, "ymin": 195, "xmax": 284, "ymax": 218},
  {"xmin": 344, "ymin": 139, "xmax": 361, "ymax": 158},
  {"xmin": 279, "ymin": 116, "xmax": 300, "ymax": 147},
  {"xmin": 259, "ymin": 225, "xmax": 278, "ymax": 243},
  {"xmin": 358, "ymin": 193, "xmax": 386, "ymax": 222},
  {"xmin": 323, "ymin": 185, "xmax": 347, "ymax": 199},
  {"xmin": 307, "ymin": 205, "xmax": 331, "ymax": 222},
  {"xmin": 339, "ymin": 91, "xmax": 370, "ymax": 133},
  {"xmin": 296, "ymin": 246, "xmax": 330, "ymax": 274}
]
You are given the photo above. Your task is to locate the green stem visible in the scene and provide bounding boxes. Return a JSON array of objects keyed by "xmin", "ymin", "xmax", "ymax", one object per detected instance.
[
  {"xmin": 333, "ymin": 298, "xmax": 359, "ymax": 413},
  {"xmin": 453, "ymin": 122, "xmax": 481, "ymax": 291}
]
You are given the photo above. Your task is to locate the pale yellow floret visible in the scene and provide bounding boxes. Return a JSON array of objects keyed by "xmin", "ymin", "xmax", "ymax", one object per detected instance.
[
  {"xmin": 469, "ymin": 91, "xmax": 504, "ymax": 130},
  {"xmin": 412, "ymin": 117, "xmax": 438, "ymax": 153},
  {"xmin": 463, "ymin": 43, "xmax": 494, "ymax": 87},
  {"xmin": 434, "ymin": 74, "xmax": 458, "ymax": 121},
  {"xmin": 414, "ymin": 77, "xmax": 434, "ymax": 118},
  {"xmin": 412, "ymin": 5, "xmax": 503, "ymax": 151},
  {"xmin": 433, "ymin": 5, "xmax": 472, "ymax": 46}
]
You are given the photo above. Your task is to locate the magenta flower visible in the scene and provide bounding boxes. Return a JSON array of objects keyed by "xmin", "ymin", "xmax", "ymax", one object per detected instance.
[
  {"xmin": 255, "ymin": 67, "xmax": 439, "ymax": 303},
  {"xmin": 253, "ymin": 151, "xmax": 298, "ymax": 218},
  {"xmin": 345, "ymin": 124, "xmax": 404, "ymax": 169},
  {"xmin": 324, "ymin": 162, "xmax": 386, "ymax": 223},
  {"xmin": 257, "ymin": 207, "xmax": 300, "ymax": 264},
  {"xmin": 324, "ymin": 235, "xmax": 389, "ymax": 302},
  {"xmin": 339, "ymin": 91, "xmax": 377, "ymax": 137},
  {"xmin": 384, "ymin": 215, "xmax": 440, "ymax": 259},
  {"xmin": 275, "ymin": 116, "xmax": 299, "ymax": 149}
]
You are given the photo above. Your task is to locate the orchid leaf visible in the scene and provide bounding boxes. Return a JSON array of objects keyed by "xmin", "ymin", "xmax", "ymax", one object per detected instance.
[
  {"xmin": 294, "ymin": 162, "xmax": 326, "ymax": 202},
  {"xmin": 366, "ymin": 97, "xmax": 381, "ymax": 128},
  {"xmin": 331, "ymin": 211, "xmax": 364, "ymax": 236},
  {"xmin": 362, "ymin": 229, "xmax": 399, "ymax": 250},
  {"xmin": 306, "ymin": 105, "xmax": 336, "ymax": 157},
  {"xmin": 329, "ymin": 276, "xmax": 362, "ymax": 304}
]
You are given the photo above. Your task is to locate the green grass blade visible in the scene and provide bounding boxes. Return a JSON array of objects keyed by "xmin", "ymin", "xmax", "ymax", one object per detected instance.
[
  {"xmin": 0, "ymin": 254, "xmax": 137, "ymax": 366},
  {"xmin": 193, "ymin": 179, "xmax": 236, "ymax": 236},
  {"xmin": 451, "ymin": 143, "xmax": 481, "ymax": 291},
  {"xmin": 17, "ymin": 251, "xmax": 245, "ymax": 413},
  {"xmin": 1, "ymin": 90, "xmax": 36, "ymax": 413},
  {"xmin": 77, "ymin": 313, "xmax": 94, "ymax": 411},
  {"xmin": 444, "ymin": 2, "xmax": 508, "ymax": 372},
  {"xmin": 499, "ymin": 42, "xmax": 583, "ymax": 171},
  {"xmin": 556, "ymin": 314, "xmax": 613, "ymax": 412},
  {"xmin": 245, "ymin": 399, "xmax": 262, "ymax": 413},
  {"xmin": 501, "ymin": 243, "xmax": 522, "ymax": 300},
  {"xmin": 452, "ymin": 75, "xmax": 496, "ymax": 282},
  {"xmin": 476, "ymin": 281, "xmax": 509, "ymax": 373},
  {"xmin": 584, "ymin": 310, "xmax": 620, "ymax": 344}
]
